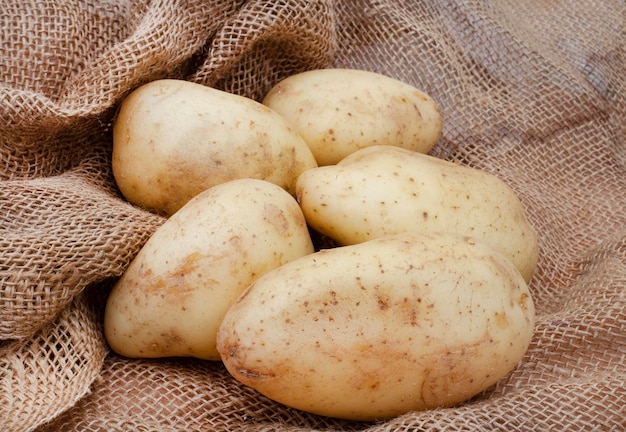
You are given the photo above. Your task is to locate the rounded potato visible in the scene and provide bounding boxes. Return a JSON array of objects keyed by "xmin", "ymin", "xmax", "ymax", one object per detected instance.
[
  {"xmin": 296, "ymin": 145, "xmax": 538, "ymax": 282},
  {"xmin": 217, "ymin": 232, "xmax": 535, "ymax": 421},
  {"xmin": 113, "ymin": 79, "xmax": 317, "ymax": 216},
  {"xmin": 104, "ymin": 179, "xmax": 314, "ymax": 361},
  {"xmin": 262, "ymin": 68, "xmax": 442, "ymax": 166}
]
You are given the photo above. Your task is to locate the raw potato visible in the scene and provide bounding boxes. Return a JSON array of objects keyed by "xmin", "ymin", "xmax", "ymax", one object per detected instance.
[
  {"xmin": 296, "ymin": 145, "xmax": 538, "ymax": 282},
  {"xmin": 112, "ymin": 79, "xmax": 318, "ymax": 216},
  {"xmin": 262, "ymin": 68, "xmax": 442, "ymax": 166},
  {"xmin": 104, "ymin": 179, "xmax": 314, "ymax": 361},
  {"xmin": 217, "ymin": 232, "xmax": 535, "ymax": 421}
]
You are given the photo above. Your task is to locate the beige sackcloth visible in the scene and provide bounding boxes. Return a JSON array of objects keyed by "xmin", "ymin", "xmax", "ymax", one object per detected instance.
[{"xmin": 1, "ymin": 1, "xmax": 624, "ymax": 431}]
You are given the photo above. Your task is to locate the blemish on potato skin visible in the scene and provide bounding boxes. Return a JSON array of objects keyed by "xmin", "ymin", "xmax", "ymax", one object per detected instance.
[
  {"xmin": 493, "ymin": 312, "xmax": 509, "ymax": 329},
  {"xmin": 377, "ymin": 296, "xmax": 389, "ymax": 310},
  {"xmin": 263, "ymin": 203, "xmax": 290, "ymax": 235},
  {"xmin": 239, "ymin": 368, "xmax": 274, "ymax": 380},
  {"xmin": 518, "ymin": 293, "xmax": 530, "ymax": 312}
]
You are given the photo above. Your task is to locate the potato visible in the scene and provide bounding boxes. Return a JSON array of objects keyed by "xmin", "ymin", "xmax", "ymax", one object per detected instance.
[
  {"xmin": 262, "ymin": 68, "xmax": 442, "ymax": 166},
  {"xmin": 217, "ymin": 232, "xmax": 535, "ymax": 421},
  {"xmin": 112, "ymin": 79, "xmax": 318, "ymax": 216},
  {"xmin": 104, "ymin": 179, "xmax": 314, "ymax": 361},
  {"xmin": 296, "ymin": 145, "xmax": 538, "ymax": 282}
]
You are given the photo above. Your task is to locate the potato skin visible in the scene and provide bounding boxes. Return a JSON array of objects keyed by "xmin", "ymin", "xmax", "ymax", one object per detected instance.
[
  {"xmin": 104, "ymin": 179, "xmax": 314, "ymax": 361},
  {"xmin": 112, "ymin": 79, "xmax": 317, "ymax": 216},
  {"xmin": 262, "ymin": 68, "xmax": 442, "ymax": 166},
  {"xmin": 217, "ymin": 232, "xmax": 535, "ymax": 421},
  {"xmin": 296, "ymin": 145, "xmax": 538, "ymax": 282}
]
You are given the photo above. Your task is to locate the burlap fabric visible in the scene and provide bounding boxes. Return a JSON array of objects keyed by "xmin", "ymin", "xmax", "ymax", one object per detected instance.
[{"xmin": 1, "ymin": 1, "xmax": 624, "ymax": 431}]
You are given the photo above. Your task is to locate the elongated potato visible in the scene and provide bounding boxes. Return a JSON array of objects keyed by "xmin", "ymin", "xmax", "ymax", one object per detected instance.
[
  {"xmin": 217, "ymin": 232, "xmax": 535, "ymax": 421},
  {"xmin": 262, "ymin": 68, "xmax": 442, "ymax": 165},
  {"xmin": 104, "ymin": 179, "xmax": 314, "ymax": 361},
  {"xmin": 112, "ymin": 79, "xmax": 317, "ymax": 216},
  {"xmin": 296, "ymin": 145, "xmax": 538, "ymax": 282}
]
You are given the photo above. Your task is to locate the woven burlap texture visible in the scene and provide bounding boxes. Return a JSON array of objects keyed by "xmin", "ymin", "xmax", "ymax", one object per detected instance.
[{"xmin": 1, "ymin": 0, "xmax": 624, "ymax": 431}]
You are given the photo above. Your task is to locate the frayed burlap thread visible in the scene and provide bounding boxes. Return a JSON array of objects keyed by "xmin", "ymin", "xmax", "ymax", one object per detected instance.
[{"xmin": 1, "ymin": 0, "xmax": 624, "ymax": 431}]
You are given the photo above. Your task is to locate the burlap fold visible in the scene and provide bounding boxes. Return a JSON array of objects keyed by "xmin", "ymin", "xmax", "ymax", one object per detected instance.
[{"xmin": 1, "ymin": 0, "xmax": 624, "ymax": 431}]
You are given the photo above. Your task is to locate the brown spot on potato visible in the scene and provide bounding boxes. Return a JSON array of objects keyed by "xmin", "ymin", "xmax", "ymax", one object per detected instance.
[
  {"xmin": 239, "ymin": 368, "xmax": 274, "ymax": 380},
  {"xmin": 377, "ymin": 296, "xmax": 389, "ymax": 310},
  {"xmin": 493, "ymin": 312, "xmax": 509, "ymax": 329},
  {"xmin": 263, "ymin": 203, "xmax": 290, "ymax": 235},
  {"xmin": 142, "ymin": 251, "xmax": 205, "ymax": 300},
  {"xmin": 519, "ymin": 293, "xmax": 530, "ymax": 312}
]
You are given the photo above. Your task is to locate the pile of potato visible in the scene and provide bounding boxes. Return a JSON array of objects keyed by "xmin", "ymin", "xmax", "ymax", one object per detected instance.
[{"xmin": 104, "ymin": 69, "xmax": 537, "ymax": 421}]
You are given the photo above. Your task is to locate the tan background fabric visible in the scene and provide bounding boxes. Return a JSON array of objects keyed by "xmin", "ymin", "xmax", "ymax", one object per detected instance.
[{"xmin": 1, "ymin": 0, "xmax": 624, "ymax": 431}]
